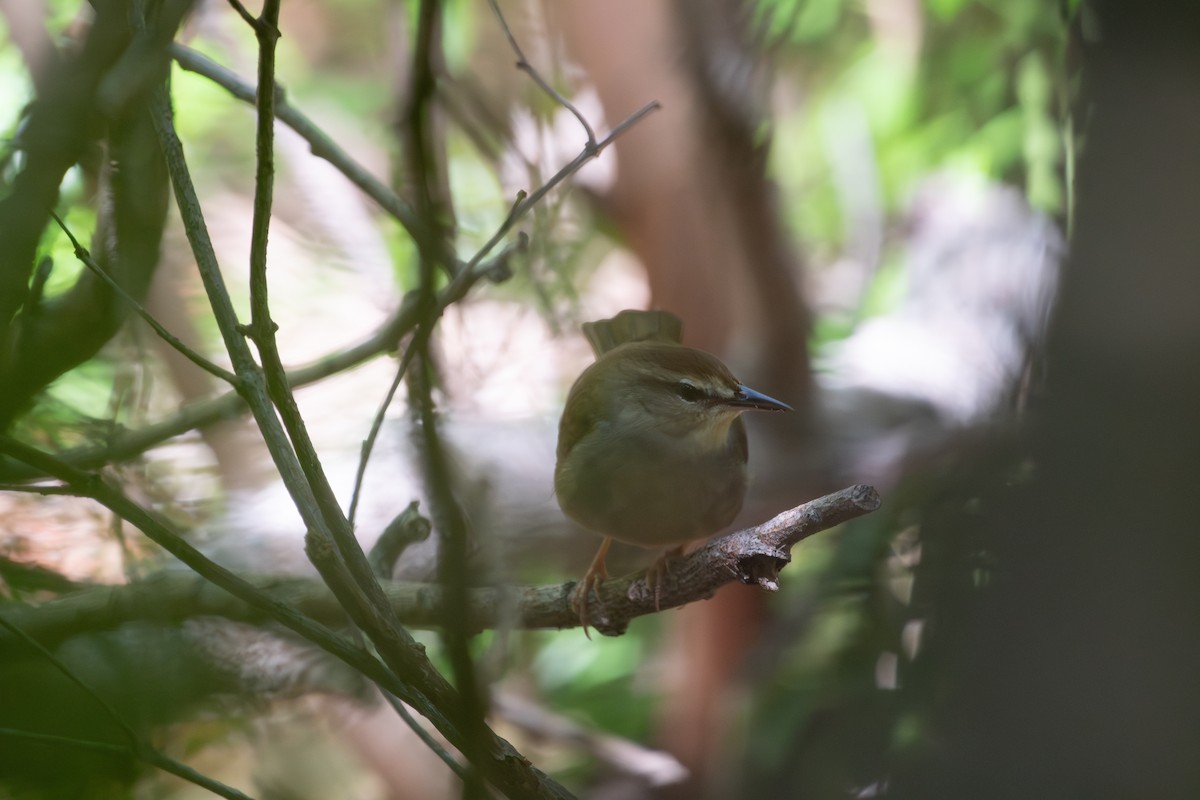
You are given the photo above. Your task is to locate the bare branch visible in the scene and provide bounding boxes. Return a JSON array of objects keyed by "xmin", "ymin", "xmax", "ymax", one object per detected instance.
[
  {"xmin": 49, "ymin": 212, "xmax": 237, "ymax": 385},
  {"xmin": 247, "ymin": 0, "xmax": 283, "ymax": 352},
  {"xmin": 368, "ymin": 501, "xmax": 432, "ymax": 577},
  {"xmin": 0, "ymin": 727, "xmax": 254, "ymax": 800},
  {"xmin": 487, "ymin": 0, "xmax": 596, "ymax": 147},
  {"xmin": 0, "ymin": 248, "xmax": 516, "ymax": 484},
  {"xmin": 0, "ymin": 616, "xmax": 254, "ymax": 800},
  {"xmin": 224, "ymin": 0, "xmax": 257, "ymax": 30},
  {"xmin": 348, "ymin": 342, "xmax": 418, "ymax": 527},
  {"xmin": 170, "ymin": 44, "xmax": 421, "ymax": 236},
  {"xmin": 379, "ymin": 689, "xmax": 470, "ymax": 782},
  {"xmin": 151, "ymin": 72, "xmax": 330, "ymax": 534},
  {"xmin": 494, "ymin": 691, "xmax": 687, "ymax": 787},
  {"xmin": 465, "ymin": 99, "xmax": 661, "ymax": 272}
]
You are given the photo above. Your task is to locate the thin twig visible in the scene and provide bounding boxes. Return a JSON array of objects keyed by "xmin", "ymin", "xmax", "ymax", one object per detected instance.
[
  {"xmin": 0, "ymin": 616, "xmax": 255, "ymax": 800},
  {"xmin": 169, "ymin": 44, "xmax": 421, "ymax": 236},
  {"xmin": 231, "ymin": 0, "xmax": 408, "ymax": 609},
  {"xmin": 487, "ymin": 0, "xmax": 596, "ymax": 146},
  {"xmin": 467, "ymin": 2, "xmax": 663, "ymax": 270},
  {"xmin": 348, "ymin": 233, "xmax": 521, "ymax": 527},
  {"xmin": 0, "ymin": 728, "xmax": 255, "ymax": 800},
  {"xmin": 382, "ymin": 690, "xmax": 470, "ymax": 781},
  {"xmin": 348, "ymin": 342, "xmax": 419, "ymax": 527},
  {"xmin": 368, "ymin": 501, "xmax": 432, "ymax": 577},
  {"xmin": 48, "ymin": 213, "xmax": 238, "ymax": 385},
  {"xmin": 246, "ymin": 0, "xmax": 281, "ymax": 350},
  {"xmin": 465, "ymin": 99, "xmax": 661, "ymax": 272},
  {"xmin": 235, "ymin": 0, "xmax": 361, "ymax": 569},
  {"xmin": 224, "ymin": 0, "xmax": 257, "ymax": 29},
  {"xmin": 494, "ymin": 691, "xmax": 687, "ymax": 787},
  {"xmin": 0, "ymin": 251, "xmax": 514, "ymax": 484},
  {"xmin": 0, "ymin": 616, "xmax": 141, "ymax": 747},
  {"xmin": 170, "ymin": 38, "xmax": 656, "ymax": 294},
  {"xmin": 150, "ymin": 76, "xmax": 327, "ymax": 533}
]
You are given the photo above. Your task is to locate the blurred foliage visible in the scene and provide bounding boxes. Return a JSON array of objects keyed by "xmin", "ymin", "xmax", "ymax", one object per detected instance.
[
  {"xmin": 746, "ymin": 0, "xmax": 1066, "ymax": 793},
  {"xmin": 766, "ymin": 0, "xmax": 1064, "ymax": 331}
]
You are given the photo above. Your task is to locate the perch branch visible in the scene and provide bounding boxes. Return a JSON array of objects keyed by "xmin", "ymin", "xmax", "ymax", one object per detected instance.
[{"xmin": 0, "ymin": 485, "xmax": 880, "ymax": 645}]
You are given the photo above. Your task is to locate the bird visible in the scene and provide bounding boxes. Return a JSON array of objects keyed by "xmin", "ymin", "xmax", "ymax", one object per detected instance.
[{"xmin": 554, "ymin": 309, "xmax": 791, "ymax": 635}]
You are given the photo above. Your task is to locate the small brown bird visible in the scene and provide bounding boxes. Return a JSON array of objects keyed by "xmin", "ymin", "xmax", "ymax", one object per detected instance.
[{"xmin": 554, "ymin": 310, "xmax": 791, "ymax": 634}]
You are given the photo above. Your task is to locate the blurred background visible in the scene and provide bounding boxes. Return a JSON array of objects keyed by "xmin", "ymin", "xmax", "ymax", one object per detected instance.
[{"xmin": 2, "ymin": 0, "xmax": 1198, "ymax": 798}]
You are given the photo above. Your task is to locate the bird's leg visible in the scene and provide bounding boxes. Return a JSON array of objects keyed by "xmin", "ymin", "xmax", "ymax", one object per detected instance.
[
  {"xmin": 647, "ymin": 545, "xmax": 685, "ymax": 611},
  {"xmin": 572, "ymin": 537, "xmax": 613, "ymax": 639}
]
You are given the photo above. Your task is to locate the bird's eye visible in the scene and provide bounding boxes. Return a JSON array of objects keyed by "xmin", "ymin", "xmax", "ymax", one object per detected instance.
[{"xmin": 675, "ymin": 381, "xmax": 707, "ymax": 403}]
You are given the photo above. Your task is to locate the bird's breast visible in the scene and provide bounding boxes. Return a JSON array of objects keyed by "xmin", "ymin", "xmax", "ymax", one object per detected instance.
[{"xmin": 555, "ymin": 419, "xmax": 749, "ymax": 548}]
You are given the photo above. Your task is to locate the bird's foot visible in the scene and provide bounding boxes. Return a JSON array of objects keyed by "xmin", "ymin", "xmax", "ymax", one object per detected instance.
[
  {"xmin": 572, "ymin": 538, "xmax": 613, "ymax": 639},
  {"xmin": 646, "ymin": 546, "xmax": 685, "ymax": 611},
  {"xmin": 571, "ymin": 564, "xmax": 608, "ymax": 639}
]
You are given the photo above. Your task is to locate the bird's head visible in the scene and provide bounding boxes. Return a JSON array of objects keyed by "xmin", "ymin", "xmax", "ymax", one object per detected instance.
[{"xmin": 596, "ymin": 341, "xmax": 792, "ymax": 441}]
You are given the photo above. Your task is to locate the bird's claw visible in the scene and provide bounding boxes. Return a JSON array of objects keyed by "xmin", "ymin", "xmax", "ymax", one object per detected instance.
[{"xmin": 571, "ymin": 562, "xmax": 609, "ymax": 639}]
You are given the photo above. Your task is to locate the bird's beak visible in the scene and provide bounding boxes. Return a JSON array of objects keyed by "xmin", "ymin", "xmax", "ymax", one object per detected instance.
[{"xmin": 728, "ymin": 385, "xmax": 792, "ymax": 412}]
